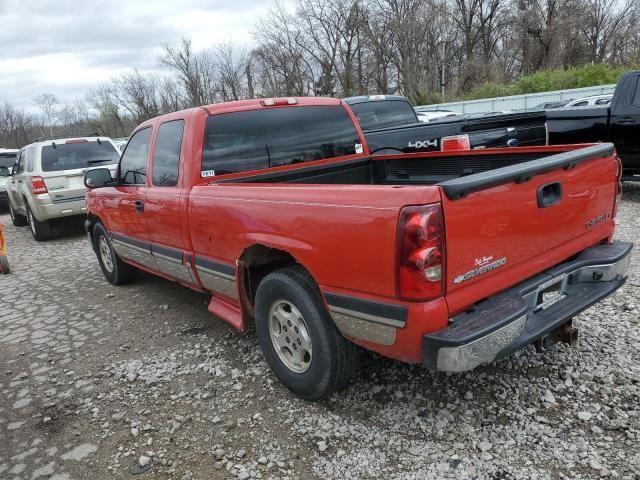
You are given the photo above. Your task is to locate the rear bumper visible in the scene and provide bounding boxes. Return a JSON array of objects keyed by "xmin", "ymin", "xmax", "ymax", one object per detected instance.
[
  {"xmin": 423, "ymin": 241, "xmax": 633, "ymax": 372},
  {"xmin": 30, "ymin": 195, "xmax": 86, "ymax": 221}
]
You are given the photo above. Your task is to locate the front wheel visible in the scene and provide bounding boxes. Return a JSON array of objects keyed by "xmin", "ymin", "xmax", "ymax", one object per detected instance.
[
  {"xmin": 254, "ymin": 265, "xmax": 358, "ymax": 400},
  {"xmin": 26, "ymin": 205, "xmax": 51, "ymax": 241},
  {"xmin": 9, "ymin": 201, "xmax": 28, "ymax": 227},
  {"xmin": 93, "ymin": 222, "xmax": 136, "ymax": 285}
]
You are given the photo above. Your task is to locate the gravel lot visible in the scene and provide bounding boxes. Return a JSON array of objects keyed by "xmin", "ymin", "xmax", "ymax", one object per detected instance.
[{"xmin": 1, "ymin": 184, "xmax": 639, "ymax": 480}]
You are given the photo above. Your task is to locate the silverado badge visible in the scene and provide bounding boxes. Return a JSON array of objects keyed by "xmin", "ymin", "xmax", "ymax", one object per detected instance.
[{"xmin": 453, "ymin": 257, "xmax": 507, "ymax": 284}]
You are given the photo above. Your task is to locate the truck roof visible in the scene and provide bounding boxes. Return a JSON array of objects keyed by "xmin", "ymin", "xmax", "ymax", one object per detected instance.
[{"xmin": 137, "ymin": 97, "xmax": 345, "ymax": 130}]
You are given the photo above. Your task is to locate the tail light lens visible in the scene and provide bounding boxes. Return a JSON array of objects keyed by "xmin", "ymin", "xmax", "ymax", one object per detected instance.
[
  {"xmin": 613, "ymin": 155, "xmax": 623, "ymax": 219},
  {"xmin": 441, "ymin": 134, "xmax": 470, "ymax": 152},
  {"xmin": 30, "ymin": 176, "xmax": 48, "ymax": 194},
  {"xmin": 397, "ymin": 204, "xmax": 445, "ymax": 301}
]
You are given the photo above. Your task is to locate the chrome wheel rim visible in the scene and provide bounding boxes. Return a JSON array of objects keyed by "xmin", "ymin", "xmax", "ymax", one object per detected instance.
[
  {"xmin": 99, "ymin": 236, "xmax": 114, "ymax": 273},
  {"xmin": 27, "ymin": 209, "xmax": 35, "ymax": 234},
  {"xmin": 268, "ymin": 299, "xmax": 312, "ymax": 373}
]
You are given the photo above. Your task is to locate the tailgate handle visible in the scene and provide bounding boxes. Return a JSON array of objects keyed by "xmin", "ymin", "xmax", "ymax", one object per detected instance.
[
  {"xmin": 537, "ymin": 181, "xmax": 562, "ymax": 208},
  {"xmin": 134, "ymin": 200, "xmax": 144, "ymax": 213}
]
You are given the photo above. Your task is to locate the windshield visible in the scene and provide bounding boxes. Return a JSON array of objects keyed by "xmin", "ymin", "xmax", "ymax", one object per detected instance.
[
  {"xmin": 349, "ymin": 101, "xmax": 418, "ymax": 130},
  {"xmin": 41, "ymin": 140, "xmax": 119, "ymax": 172}
]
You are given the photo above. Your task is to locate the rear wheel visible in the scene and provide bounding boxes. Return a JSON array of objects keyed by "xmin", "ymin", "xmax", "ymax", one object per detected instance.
[
  {"xmin": 93, "ymin": 222, "xmax": 136, "ymax": 285},
  {"xmin": 9, "ymin": 201, "xmax": 28, "ymax": 227},
  {"xmin": 0, "ymin": 256, "xmax": 10, "ymax": 274},
  {"xmin": 254, "ymin": 265, "xmax": 358, "ymax": 400},
  {"xmin": 26, "ymin": 205, "xmax": 51, "ymax": 241}
]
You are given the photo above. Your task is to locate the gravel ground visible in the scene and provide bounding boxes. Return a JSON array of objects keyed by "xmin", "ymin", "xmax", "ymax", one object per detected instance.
[{"xmin": 0, "ymin": 184, "xmax": 639, "ymax": 480}]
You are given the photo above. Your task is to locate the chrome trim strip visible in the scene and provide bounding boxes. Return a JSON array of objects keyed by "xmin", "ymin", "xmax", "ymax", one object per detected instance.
[
  {"xmin": 328, "ymin": 305, "xmax": 405, "ymax": 329},
  {"xmin": 112, "ymin": 238, "xmax": 149, "ymax": 255},
  {"xmin": 329, "ymin": 309, "xmax": 397, "ymax": 346},
  {"xmin": 153, "ymin": 251, "xmax": 183, "ymax": 265},
  {"xmin": 196, "ymin": 264, "xmax": 236, "ymax": 281},
  {"xmin": 196, "ymin": 267, "xmax": 238, "ymax": 299}
]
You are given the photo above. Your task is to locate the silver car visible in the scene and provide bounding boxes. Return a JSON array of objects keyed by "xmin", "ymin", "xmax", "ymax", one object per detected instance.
[
  {"xmin": 0, "ymin": 148, "xmax": 19, "ymax": 207},
  {"xmin": 7, "ymin": 136, "xmax": 120, "ymax": 241}
]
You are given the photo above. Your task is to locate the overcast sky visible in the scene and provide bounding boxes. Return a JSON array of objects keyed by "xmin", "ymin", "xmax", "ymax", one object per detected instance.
[{"xmin": 0, "ymin": 0, "xmax": 278, "ymax": 110}]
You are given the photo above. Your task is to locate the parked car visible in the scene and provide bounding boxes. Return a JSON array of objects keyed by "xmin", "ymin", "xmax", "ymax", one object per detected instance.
[
  {"xmin": 343, "ymin": 95, "xmax": 419, "ymax": 130},
  {"xmin": 415, "ymin": 109, "xmax": 460, "ymax": 123},
  {"xmin": 546, "ymin": 71, "xmax": 640, "ymax": 178},
  {"xmin": 342, "ymin": 96, "xmax": 545, "ymax": 153},
  {"xmin": 112, "ymin": 137, "xmax": 129, "ymax": 152},
  {"xmin": 563, "ymin": 94, "xmax": 613, "ymax": 108},
  {"xmin": 0, "ymin": 148, "xmax": 19, "ymax": 207},
  {"xmin": 83, "ymin": 96, "xmax": 631, "ymax": 399},
  {"xmin": 529, "ymin": 100, "xmax": 572, "ymax": 111},
  {"xmin": 7, "ymin": 136, "xmax": 120, "ymax": 240}
]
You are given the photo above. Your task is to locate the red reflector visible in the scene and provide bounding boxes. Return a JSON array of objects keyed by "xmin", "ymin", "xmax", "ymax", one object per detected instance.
[
  {"xmin": 65, "ymin": 139, "xmax": 89, "ymax": 144},
  {"xmin": 441, "ymin": 134, "xmax": 471, "ymax": 152},
  {"xmin": 261, "ymin": 98, "xmax": 297, "ymax": 106},
  {"xmin": 397, "ymin": 204, "xmax": 445, "ymax": 301},
  {"xmin": 30, "ymin": 176, "xmax": 48, "ymax": 194}
]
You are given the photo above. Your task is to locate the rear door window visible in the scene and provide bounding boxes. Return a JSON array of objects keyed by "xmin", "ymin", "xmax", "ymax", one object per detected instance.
[
  {"xmin": 152, "ymin": 120, "xmax": 184, "ymax": 187},
  {"xmin": 119, "ymin": 128, "xmax": 152, "ymax": 185},
  {"xmin": 201, "ymin": 106, "xmax": 360, "ymax": 176},
  {"xmin": 41, "ymin": 140, "xmax": 120, "ymax": 172}
]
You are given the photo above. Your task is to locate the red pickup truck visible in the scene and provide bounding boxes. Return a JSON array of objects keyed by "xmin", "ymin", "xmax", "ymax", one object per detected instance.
[{"xmin": 84, "ymin": 97, "xmax": 632, "ymax": 399}]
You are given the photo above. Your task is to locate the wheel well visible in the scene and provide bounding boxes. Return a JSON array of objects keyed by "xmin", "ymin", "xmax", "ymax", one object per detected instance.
[
  {"xmin": 86, "ymin": 214, "xmax": 101, "ymax": 250},
  {"xmin": 237, "ymin": 244, "xmax": 298, "ymax": 314}
]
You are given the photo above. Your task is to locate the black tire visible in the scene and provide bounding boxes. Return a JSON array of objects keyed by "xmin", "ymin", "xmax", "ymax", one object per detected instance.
[
  {"xmin": 0, "ymin": 256, "xmax": 10, "ymax": 274},
  {"xmin": 26, "ymin": 204, "xmax": 51, "ymax": 241},
  {"xmin": 93, "ymin": 222, "xmax": 137, "ymax": 285},
  {"xmin": 9, "ymin": 201, "xmax": 28, "ymax": 227},
  {"xmin": 254, "ymin": 265, "xmax": 358, "ymax": 400}
]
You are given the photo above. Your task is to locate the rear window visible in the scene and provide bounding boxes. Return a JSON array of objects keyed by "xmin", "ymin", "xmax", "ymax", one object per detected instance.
[
  {"xmin": 0, "ymin": 153, "xmax": 17, "ymax": 169},
  {"xmin": 349, "ymin": 101, "xmax": 418, "ymax": 130},
  {"xmin": 202, "ymin": 106, "xmax": 361, "ymax": 176},
  {"xmin": 41, "ymin": 140, "xmax": 120, "ymax": 172}
]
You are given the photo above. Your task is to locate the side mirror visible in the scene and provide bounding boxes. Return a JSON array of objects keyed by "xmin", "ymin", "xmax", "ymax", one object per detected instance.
[{"xmin": 85, "ymin": 168, "xmax": 114, "ymax": 189}]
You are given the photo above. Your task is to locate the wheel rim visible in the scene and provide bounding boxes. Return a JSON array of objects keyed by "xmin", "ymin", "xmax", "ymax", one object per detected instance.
[
  {"xmin": 27, "ymin": 209, "xmax": 35, "ymax": 234},
  {"xmin": 268, "ymin": 299, "xmax": 312, "ymax": 373},
  {"xmin": 99, "ymin": 236, "xmax": 114, "ymax": 273}
]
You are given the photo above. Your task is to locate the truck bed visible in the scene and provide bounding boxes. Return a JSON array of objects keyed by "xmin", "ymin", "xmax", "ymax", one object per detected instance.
[{"xmin": 218, "ymin": 144, "xmax": 603, "ymax": 188}]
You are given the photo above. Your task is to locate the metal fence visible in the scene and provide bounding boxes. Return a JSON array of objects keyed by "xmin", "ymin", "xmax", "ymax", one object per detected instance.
[{"xmin": 416, "ymin": 84, "xmax": 617, "ymax": 114}]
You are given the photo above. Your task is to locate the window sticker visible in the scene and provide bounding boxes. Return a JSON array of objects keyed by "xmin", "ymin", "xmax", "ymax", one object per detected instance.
[
  {"xmin": 201, "ymin": 170, "xmax": 216, "ymax": 177},
  {"xmin": 355, "ymin": 143, "xmax": 364, "ymax": 154}
]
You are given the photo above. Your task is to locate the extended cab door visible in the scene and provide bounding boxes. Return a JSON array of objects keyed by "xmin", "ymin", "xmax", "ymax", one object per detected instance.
[
  {"xmin": 105, "ymin": 127, "xmax": 157, "ymax": 271},
  {"xmin": 610, "ymin": 72, "xmax": 640, "ymax": 174},
  {"xmin": 145, "ymin": 118, "xmax": 197, "ymax": 285}
]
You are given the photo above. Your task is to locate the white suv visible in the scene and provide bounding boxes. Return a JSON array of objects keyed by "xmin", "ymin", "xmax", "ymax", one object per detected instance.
[
  {"xmin": 7, "ymin": 136, "xmax": 120, "ymax": 240},
  {"xmin": 0, "ymin": 148, "xmax": 19, "ymax": 207}
]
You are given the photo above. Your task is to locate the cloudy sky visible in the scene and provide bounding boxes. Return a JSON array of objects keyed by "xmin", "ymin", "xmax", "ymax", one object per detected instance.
[{"xmin": 0, "ymin": 0, "xmax": 278, "ymax": 110}]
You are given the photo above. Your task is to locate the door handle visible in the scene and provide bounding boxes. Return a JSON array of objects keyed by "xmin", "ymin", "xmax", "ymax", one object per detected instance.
[
  {"xmin": 134, "ymin": 200, "xmax": 144, "ymax": 213},
  {"xmin": 537, "ymin": 181, "xmax": 562, "ymax": 208}
]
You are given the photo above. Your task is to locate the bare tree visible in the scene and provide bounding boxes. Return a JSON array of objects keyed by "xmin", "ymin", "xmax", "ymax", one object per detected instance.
[{"xmin": 34, "ymin": 93, "xmax": 58, "ymax": 138}]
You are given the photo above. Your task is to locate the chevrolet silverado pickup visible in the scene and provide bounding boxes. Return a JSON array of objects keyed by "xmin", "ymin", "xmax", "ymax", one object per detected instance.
[
  {"xmin": 547, "ymin": 70, "xmax": 640, "ymax": 179},
  {"xmin": 343, "ymin": 94, "xmax": 549, "ymax": 155},
  {"xmin": 83, "ymin": 97, "xmax": 632, "ymax": 400}
]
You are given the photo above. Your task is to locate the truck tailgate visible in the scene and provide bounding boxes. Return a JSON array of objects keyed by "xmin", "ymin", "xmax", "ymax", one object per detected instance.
[{"xmin": 439, "ymin": 144, "xmax": 619, "ymax": 314}]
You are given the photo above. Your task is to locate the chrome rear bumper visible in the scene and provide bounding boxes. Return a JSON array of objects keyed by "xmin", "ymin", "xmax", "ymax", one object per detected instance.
[{"xmin": 423, "ymin": 241, "xmax": 633, "ymax": 372}]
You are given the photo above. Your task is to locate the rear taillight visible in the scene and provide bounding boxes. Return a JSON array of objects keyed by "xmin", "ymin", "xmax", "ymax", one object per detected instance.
[
  {"xmin": 397, "ymin": 204, "xmax": 445, "ymax": 301},
  {"xmin": 441, "ymin": 134, "xmax": 470, "ymax": 152},
  {"xmin": 30, "ymin": 176, "xmax": 48, "ymax": 194},
  {"xmin": 613, "ymin": 156, "xmax": 623, "ymax": 219}
]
